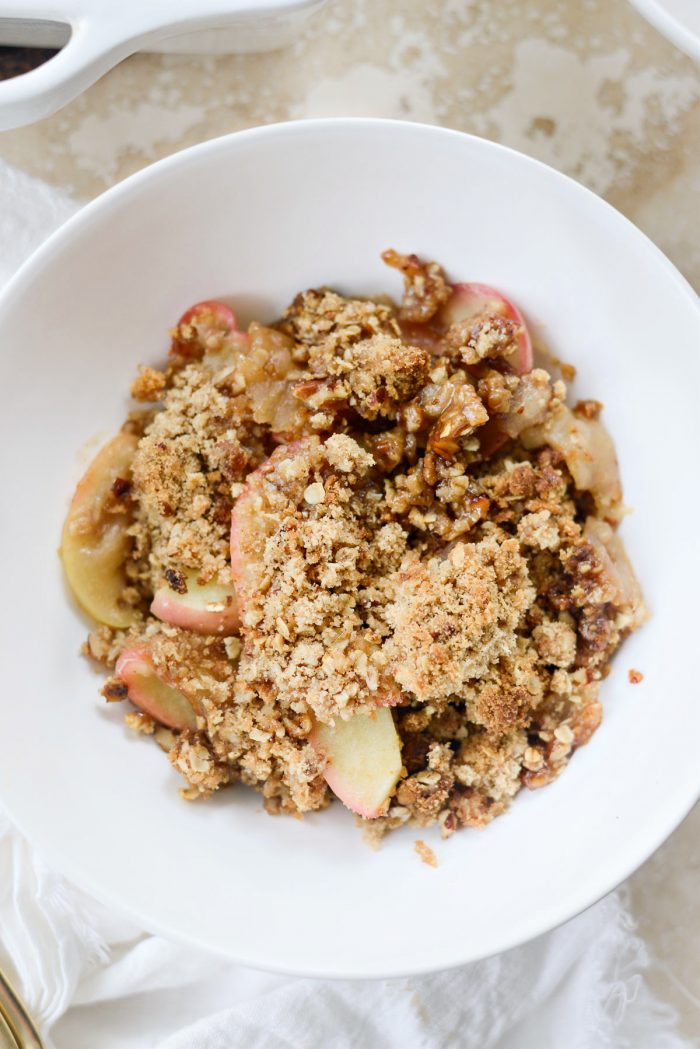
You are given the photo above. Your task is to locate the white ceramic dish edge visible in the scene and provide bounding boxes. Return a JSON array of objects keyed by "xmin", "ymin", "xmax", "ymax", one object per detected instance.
[
  {"xmin": 0, "ymin": 0, "xmax": 326, "ymax": 130},
  {"xmin": 628, "ymin": 0, "xmax": 700, "ymax": 62}
]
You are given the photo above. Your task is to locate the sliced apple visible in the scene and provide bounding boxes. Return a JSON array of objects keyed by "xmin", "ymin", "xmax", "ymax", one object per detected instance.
[
  {"xmin": 151, "ymin": 571, "xmax": 239, "ymax": 635},
  {"xmin": 116, "ymin": 646, "xmax": 196, "ymax": 731},
  {"xmin": 230, "ymin": 441, "xmax": 307, "ymax": 609},
  {"xmin": 310, "ymin": 708, "xmax": 403, "ymax": 819},
  {"xmin": 229, "ymin": 463, "xmax": 275, "ymax": 607},
  {"xmin": 477, "ymin": 418, "xmax": 510, "ymax": 458},
  {"xmin": 584, "ymin": 518, "xmax": 646, "ymax": 627},
  {"xmin": 522, "ymin": 403, "xmax": 622, "ymax": 518},
  {"xmin": 439, "ymin": 282, "xmax": 533, "ymax": 374},
  {"xmin": 178, "ymin": 299, "xmax": 236, "ymax": 338},
  {"xmin": 61, "ymin": 432, "xmax": 140, "ymax": 628},
  {"xmin": 172, "ymin": 299, "xmax": 250, "ymax": 360}
]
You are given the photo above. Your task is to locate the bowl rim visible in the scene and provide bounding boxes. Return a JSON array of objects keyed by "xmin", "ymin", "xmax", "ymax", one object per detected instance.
[
  {"xmin": 1, "ymin": 118, "xmax": 699, "ymax": 978},
  {"xmin": 627, "ymin": 0, "xmax": 700, "ymax": 63},
  {"xmin": 2, "ymin": 117, "xmax": 698, "ymax": 323}
]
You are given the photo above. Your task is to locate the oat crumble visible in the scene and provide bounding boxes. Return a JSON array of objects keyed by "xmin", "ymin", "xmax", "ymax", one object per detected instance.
[
  {"xmin": 414, "ymin": 839, "xmax": 438, "ymax": 868},
  {"xmin": 62, "ymin": 253, "xmax": 646, "ymax": 840}
]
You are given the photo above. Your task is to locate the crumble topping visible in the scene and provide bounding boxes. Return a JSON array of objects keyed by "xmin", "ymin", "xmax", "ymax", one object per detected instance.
[
  {"xmin": 304, "ymin": 333, "xmax": 431, "ymax": 421},
  {"xmin": 234, "ymin": 435, "xmax": 407, "ymax": 725},
  {"xmin": 130, "ymin": 366, "xmax": 168, "ymax": 403},
  {"xmin": 414, "ymin": 839, "xmax": 438, "ymax": 868},
  {"xmin": 384, "ymin": 537, "xmax": 534, "ymax": 703},
  {"xmin": 447, "ymin": 314, "xmax": 522, "ymax": 366},
  {"xmin": 280, "ymin": 288, "xmax": 398, "ymax": 350},
  {"xmin": 72, "ymin": 250, "xmax": 645, "ymax": 840}
]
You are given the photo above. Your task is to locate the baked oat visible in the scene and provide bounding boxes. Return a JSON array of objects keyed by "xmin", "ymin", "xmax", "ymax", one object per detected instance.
[{"xmin": 61, "ymin": 253, "xmax": 646, "ymax": 840}]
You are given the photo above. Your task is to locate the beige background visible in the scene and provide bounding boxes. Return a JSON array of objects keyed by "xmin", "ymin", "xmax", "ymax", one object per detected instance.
[{"xmin": 1, "ymin": 0, "xmax": 698, "ymax": 1039}]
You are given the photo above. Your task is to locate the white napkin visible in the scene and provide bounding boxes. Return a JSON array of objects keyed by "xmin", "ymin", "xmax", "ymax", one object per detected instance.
[{"xmin": 0, "ymin": 157, "xmax": 691, "ymax": 1049}]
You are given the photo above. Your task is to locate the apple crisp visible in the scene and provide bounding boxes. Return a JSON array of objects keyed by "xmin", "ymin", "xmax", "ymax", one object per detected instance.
[{"xmin": 62, "ymin": 252, "xmax": 646, "ymax": 840}]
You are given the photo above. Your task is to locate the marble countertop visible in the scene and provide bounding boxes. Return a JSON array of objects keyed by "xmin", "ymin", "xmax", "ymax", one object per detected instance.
[{"xmin": 1, "ymin": 0, "xmax": 698, "ymax": 1038}]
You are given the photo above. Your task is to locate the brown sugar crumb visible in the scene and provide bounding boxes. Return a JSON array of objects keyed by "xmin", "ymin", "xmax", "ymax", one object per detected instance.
[
  {"xmin": 385, "ymin": 537, "xmax": 534, "ymax": 704},
  {"xmin": 361, "ymin": 820, "xmax": 388, "ymax": 850},
  {"xmin": 71, "ymin": 249, "xmax": 645, "ymax": 840},
  {"xmin": 128, "ymin": 360, "xmax": 260, "ymax": 593},
  {"xmin": 532, "ymin": 619, "xmax": 577, "ymax": 669},
  {"xmin": 280, "ymin": 288, "xmax": 397, "ymax": 351},
  {"xmin": 235, "ymin": 434, "xmax": 408, "ymax": 725},
  {"xmin": 550, "ymin": 357, "xmax": 577, "ymax": 382},
  {"xmin": 303, "ymin": 332, "xmax": 430, "ymax": 421},
  {"xmin": 574, "ymin": 399, "xmax": 603, "ymax": 420},
  {"xmin": 125, "ymin": 711, "xmax": 156, "ymax": 734},
  {"xmin": 628, "ymin": 668, "xmax": 644, "ymax": 684},
  {"xmin": 131, "ymin": 366, "xmax": 168, "ymax": 403},
  {"xmin": 427, "ymin": 383, "xmax": 488, "ymax": 460},
  {"xmin": 414, "ymin": 839, "xmax": 438, "ymax": 868},
  {"xmin": 517, "ymin": 509, "xmax": 561, "ymax": 551},
  {"xmin": 83, "ymin": 625, "xmax": 130, "ymax": 666},
  {"xmin": 447, "ymin": 314, "xmax": 522, "ymax": 366},
  {"xmin": 169, "ymin": 731, "xmax": 231, "ymax": 797}
]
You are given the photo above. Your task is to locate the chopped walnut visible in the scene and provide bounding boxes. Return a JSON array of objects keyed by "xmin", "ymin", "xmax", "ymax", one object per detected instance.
[
  {"xmin": 427, "ymin": 383, "xmax": 489, "ymax": 461},
  {"xmin": 382, "ymin": 249, "xmax": 451, "ymax": 322}
]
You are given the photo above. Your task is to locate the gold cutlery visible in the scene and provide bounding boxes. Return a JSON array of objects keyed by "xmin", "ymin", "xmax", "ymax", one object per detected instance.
[{"xmin": 0, "ymin": 968, "xmax": 43, "ymax": 1049}]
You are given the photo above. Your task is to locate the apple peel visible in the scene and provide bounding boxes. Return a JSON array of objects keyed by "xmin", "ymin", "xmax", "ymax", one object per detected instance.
[
  {"xmin": 439, "ymin": 282, "xmax": 533, "ymax": 375},
  {"xmin": 116, "ymin": 646, "xmax": 196, "ymax": 731},
  {"xmin": 151, "ymin": 571, "xmax": 239, "ymax": 636},
  {"xmin": 178, "ymin": 299, "xmax": 236, "ymax": 334},
  {"xmin": 310, "ymin": 708, "xmax": 403, "ymax": 819},
  {"xmin": 230, "ymin": 441, "xmax": 307, "ymax": 610}
]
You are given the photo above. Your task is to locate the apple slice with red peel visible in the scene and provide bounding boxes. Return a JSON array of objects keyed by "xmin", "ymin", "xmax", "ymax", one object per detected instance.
[
  {"xmin": 477, "ymin": 418, "xmax": 510, "ymax": 459},
  {"xmin": 439, "ymin": 282, "xmax": 533, "ymax": 375},
  {"xmin": 151, "ymin": 571, "xmax": 239, "ymax": 636},
  {"xmin": 584, "ymin": 518, "xmax": 646, "ymax": 628},
  {"xmin": 230, "ymin": 441, "xmax": 307, "ymax": 609},
  {"xmin": 229, "ymin": 463, "xmax": 275, "ymax": 608},
  {"xmin": 61, "ymin": 431, "xmax": 140, "ymax": 628},
  {"xmin": 522, "ymin": 403, "xmax": 622, "ymax": 519},
  {"xmin": 116, "ymin": 646, "xmax": 197, "ymax": 731},
  {"xmin": 178, "ymin": 300, "xmax": 236, "ymax": 334},
  {"xmin": 172, "ymin": 300, "xmax": 250, "ymax": 359},
  {"xmin": 310, "ymin": 708, "xmax": 403, "ymax": 819}
]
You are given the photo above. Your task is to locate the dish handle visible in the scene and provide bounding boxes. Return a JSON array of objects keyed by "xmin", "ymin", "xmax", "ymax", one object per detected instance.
[
  {"xmin": 0, "ymin": 17, "xmax": 131, "ymax": 131},
  {"xmin": 0, "ymin": 1, "xmax": 327, "ymax": 130}
]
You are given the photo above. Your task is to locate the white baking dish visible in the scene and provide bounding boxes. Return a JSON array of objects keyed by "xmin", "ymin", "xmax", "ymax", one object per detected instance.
[
  {"xmin": 628, "ymin": 0, "xmax": 700, "ymax": 62},
  {"xmin": 0, "ymin": 0, "xmax": 326, "ymax": 130}
]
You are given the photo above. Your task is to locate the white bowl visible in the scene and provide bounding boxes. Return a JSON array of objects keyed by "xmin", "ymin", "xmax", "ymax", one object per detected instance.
[
  {"xmin": 628, "ymin": 0, "xmax": 700, "ymax": 62},
  {"xmin": 1, "ymin": 120, "xmax": 698, "ymax": 978}
]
